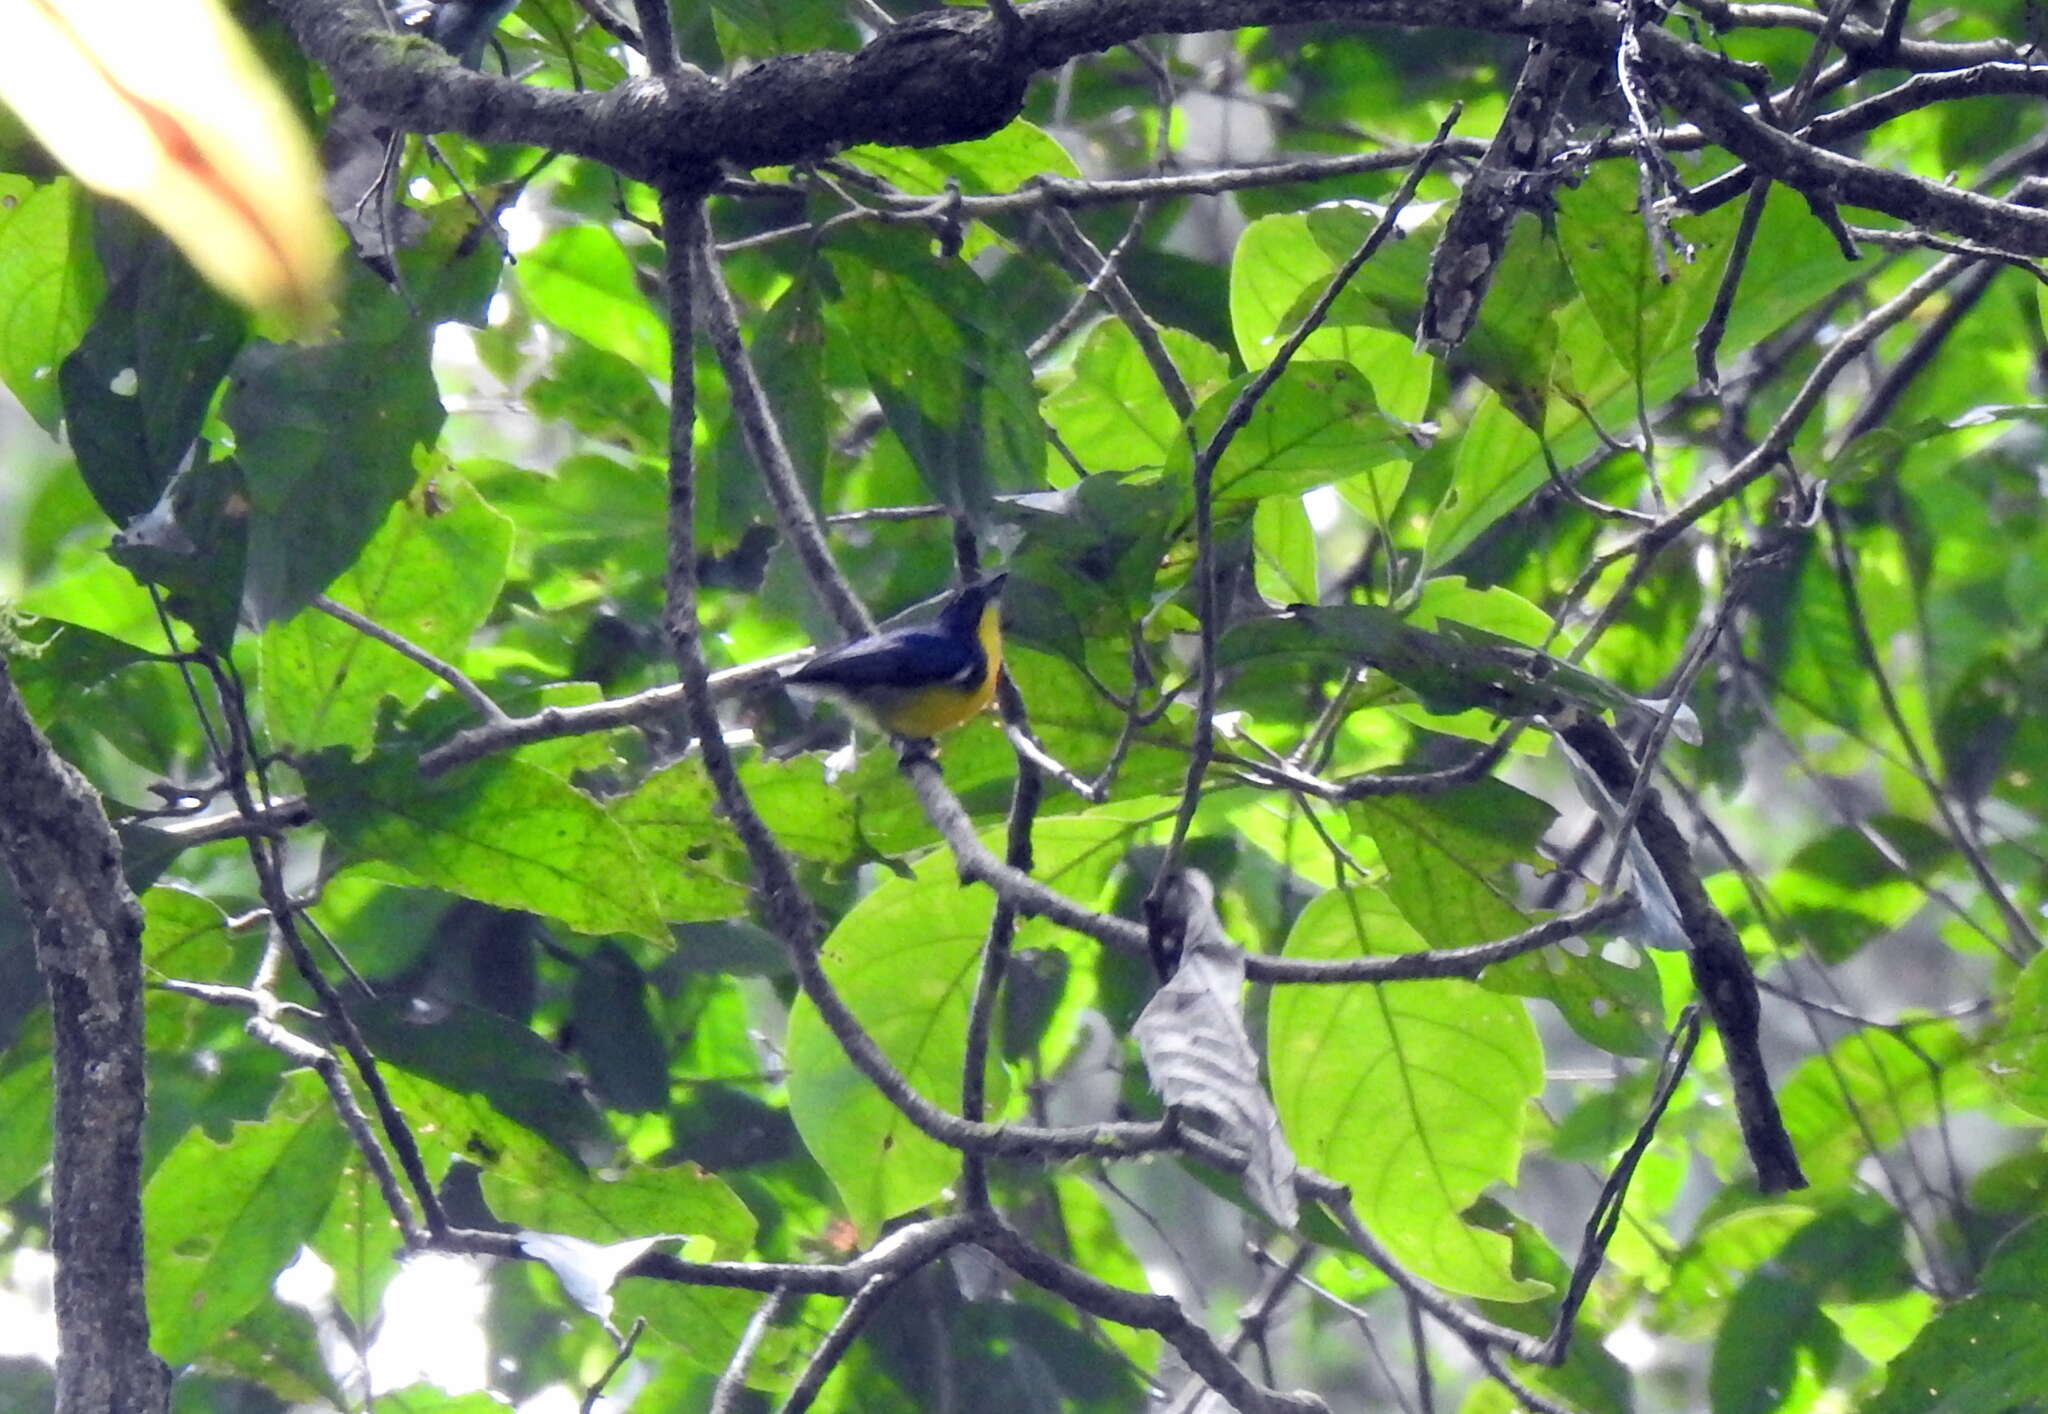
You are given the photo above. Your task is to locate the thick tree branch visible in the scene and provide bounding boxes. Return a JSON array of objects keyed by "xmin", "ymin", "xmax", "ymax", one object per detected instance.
[
  {"xmin": 270, "ymin": 0, "xmax": 2048, "ymax": 253},
  {"xmin": 1642, "ymin": 28, "xmax": 2048, "ymax": 253},
  {"xmin": 1554, "ymin": 712, "xmax": 1806, "ymax": 1191},
  {"xmin": 0, "ymin": 664, "xmax": 171, "ymax": 1414}
]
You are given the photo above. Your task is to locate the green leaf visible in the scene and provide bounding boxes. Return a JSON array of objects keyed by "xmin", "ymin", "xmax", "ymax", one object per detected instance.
[
  {"xmin": 1711, "ymin": 1198, "xmax": 1914, "ymax": 1414},
  {"xmin": 303, "ymin": 750, "xmax": 668, "ymax": 943},
  {"xmin": 1353, "ymin": 779, "xmax": 1555, "ymax": 945},
  {"xmin": 1708, "ymin": 1266, "xmax": 1841, "ymax": 1414},
  {"xmin": 185, "ymin": 1300, "xmax": 345, "ymax": 1409},
  {"xmin": 0, "ymin": 1016, "xmax": 53, "ymax": 1203},
  {"xmin": 1985, "ymin": 950, "xmax": 2048, "ymax": 1119},
  {"xmin": 1777, "ymin": 1021, "xmax": 1991, "ymax": 1190},
  {"xmin": 1229, "ymin": 206, "xmax": 1437, "ymax": 421},
  {"xmin": 1269, "ymin": 886, "xmax": 1547, "ymax": 1300},
  {"xmin": 710, "ymin": 272, "xmax": 826, "ymax": 545},
  {"xmin": 352, "ymin": 995, "xmax": 617, "ymax": 1166},
  {"xmin": 825, "ymin": 229, "xmax": 1046, "ymax": 515},
  {"xmin": 225, "ymin": 263, "xmax": 446, "ymax": 622},
  {"xmin": 841, "ymin": 123, "xmax": 1080, "ymax": 262},
  {"xmin": 143, "ymin": 1070, "xmax": 351, "ymax": 1366},
  {"xmin": 783, "ymin": 862, "xmax": 1010, "ymax": 1235},
  {"xmin": 1000, "ymin": 474, "xmax": 1180, "ymax": 664},
  {"xmin": 0, "ymin": 176, "xmax": 101, "ymax": 431},
  {"xmin": 570, "ymin": 942, "xmax": 670, "ymax": 1113},
  {"xmin": 140, "ymin": 884, "xmax": 236, "ymax": 984},
  {"xmin": 483, "ymin": 1140, "xmax": 754, "ymax": 1253},
  {"xmin": 1466, "ymin": 1197, "xmax": 1636, "ymax": 1414},
  {"xmin": 466, "ymin": 452, "xmax": 666, "ymax": 580},
  {"xmin": 1218, "ymin": 600, "xmax": 1657, "ymax": 726},
  {"xmin": 1252, "ymin": 493, "xmax": 1318, "ymax": 604},
  {"xmin": 784, "ymin": 816, "xmax": 1130, "ymax": 1236},
  {"xmin": 1041, "ymin": 319, "xmax": 1227, "ymax": 470},
  {"xmin": 608, "ymin": 761, "xmax": 755, "ymax": 922},
  {"xmin": 740, "ymin": 755, "xmax": 858, "ymax": 863},
  {"xmin": 260, "ymin": 474, "xmax": 511, "ymax": 755},
  {"xmin": 14, "ymin": 557, "xmax": 165, "ymax": 652},
  {"xmin": 845, "ymin": 122, "xmax": 1081, "ymax": 195},
  {"xmin": 477, "ymin": 1128, "xmax": 764, "ymax": 1371},
  {"xmin": 1171, "ymin": 360, "xmax": 1414, "ymax": 504},
  {"xmin": 709, "ymin": 0, "xmax": 856, "ymax": 57},
  {"xmin": 1424, "ymin": 391, "xmax": 1553, "ymax": 574},
  {"xmin": 1386, "ymin": 576, "xmax": 1560, "ymax": 751},
  {"xmin": 310, "ymin": 1157, "xmax": 406, "ymax": 1330},
  {"xmin": 515, "ymin": 224, "xmax": 669, "ymax": 381},
  {"xmin": 58, "ymin": 210, "xmax": 244, "ymax": 526},
  {"xmin": 105, "ymin": 449, "xmax": 249, "ymax": 652},
  {"xmin": 1655, "ymin": 1205, "xmax": 1816, "ymax": 1337},
  {"xmin": 1556, "ymin": 161, "xmax": 1728, "ymax": 381},
  {"xmin": 1484, "ymin": 938, "xmax": 1666, "ymax": 1059}
]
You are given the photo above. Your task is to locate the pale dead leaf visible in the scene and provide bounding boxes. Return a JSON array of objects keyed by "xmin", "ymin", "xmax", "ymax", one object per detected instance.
[
  {"xmin": 1556, "ymin": 733, "xmax": 1687, "ymax": 952},
  {"xmin": 518, "ymin": 1230, "xmax": 680, "ymax": 1338},
  {"xmin": 1134, "ymin": 871, "xmax": 1299, "ymax": 1228}
]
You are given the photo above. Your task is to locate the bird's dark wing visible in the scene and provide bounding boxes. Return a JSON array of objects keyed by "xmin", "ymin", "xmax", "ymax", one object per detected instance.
[{"xmin": 787, "ymin": 628, "xmax": 976, "ymax": 690}]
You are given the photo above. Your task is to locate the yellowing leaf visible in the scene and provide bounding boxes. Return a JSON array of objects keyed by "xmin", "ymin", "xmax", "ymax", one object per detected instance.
[{"xmin": 0, "ymin": 0, "xmax": 334, "ymax": 323}]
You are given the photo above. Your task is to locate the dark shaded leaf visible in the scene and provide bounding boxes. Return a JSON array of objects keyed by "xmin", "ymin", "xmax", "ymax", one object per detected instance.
[
  {"xmin": 225, "ymin": 262, "xmax": 445, "ymax": 621},
  {"xmin": 59, "ymin": 207, "xmax": 243, "ymax": 525}
]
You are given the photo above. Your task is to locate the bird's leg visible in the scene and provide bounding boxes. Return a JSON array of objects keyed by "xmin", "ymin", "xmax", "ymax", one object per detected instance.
[{"xmin": 895, "ymin": 736, "xmax": 939, "ymax": 773}]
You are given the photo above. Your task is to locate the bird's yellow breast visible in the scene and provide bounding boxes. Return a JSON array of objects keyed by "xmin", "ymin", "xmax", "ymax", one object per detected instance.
[{"xmin": 869, "ymin": 601, "xmax": 1002, "ymax": 738}]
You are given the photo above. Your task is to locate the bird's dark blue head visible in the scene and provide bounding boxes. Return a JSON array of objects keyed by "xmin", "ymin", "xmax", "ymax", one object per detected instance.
[{"xmin": 938, "ymin": 573, "xmax": 1008, "ymax": 638}]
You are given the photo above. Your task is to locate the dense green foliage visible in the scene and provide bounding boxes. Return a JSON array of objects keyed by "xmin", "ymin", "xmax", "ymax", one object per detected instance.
[{"xmin": 5, "ymin": 1, "xmax": 2048, "ymax": 1411}]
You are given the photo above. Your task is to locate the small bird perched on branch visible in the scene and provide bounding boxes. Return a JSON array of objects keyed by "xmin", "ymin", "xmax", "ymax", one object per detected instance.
[{"xmin": 783, "ymin": 574, "xmax": 1008, "ymax": 739}]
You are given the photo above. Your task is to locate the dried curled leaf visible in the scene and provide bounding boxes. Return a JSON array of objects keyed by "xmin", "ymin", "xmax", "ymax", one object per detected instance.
[
  {"xmin": 0, "ymin": 0, "xmax": 335, "ymax": 324},
  {"xmin": 1134, "ymin": 872, "xmax": 1299, "ymax": 1229}
]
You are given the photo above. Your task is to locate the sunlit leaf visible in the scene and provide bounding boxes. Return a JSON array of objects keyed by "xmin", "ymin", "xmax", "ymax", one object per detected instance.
[
  {"xmin": 142, "ymin": 1070, "xmax": 350, "ymax": 1365},
  {"xmin": 1269, "ymin": 886, "xmax": 1547, "ymax": 1299},
  {"xmin": 303, "ymin": 749, "xmax": 668, "ymax": 944},
  {"xmin": 0, "ymin": 175, "xmax": 101, "ymax": 430},
  {"xmin": 784, "ymin": 816, "xmax": 1130, "ymax": 1236}
]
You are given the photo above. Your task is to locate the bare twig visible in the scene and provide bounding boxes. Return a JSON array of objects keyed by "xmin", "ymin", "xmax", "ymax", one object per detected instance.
[
  {"xmin": 315, "ymin": 595, "xmax": 508, "ymax": 723},
  {"xmin": 961, "ymin": 707, "xmax": 1042, "ymax": 1209},
  {"xmin": 628, "ymin": 0, "xmax": 677, "ymax": 74},
  {"xmin": 580, "ymin": 1317, "xmax": 645, "ymax": 1413},
  {"xmin": 570, "ymin": 0, "xmax": 641, "ymax": 48},
  {"xmin": 1820, "ymin": 504, "xmax": 2041, "ymax": 958},
  {"xmin": 709, "ymin": 1287, "xmax": 792, "ymax": 1414},
  {"xmin": 1146, "ymin": 108, "xmax": 1463, "ymax": 930},
  {"xmin": 1540, "ymin": 1007, "xmax": 1701, "ymax": 1362},
  {"xmin": 781, "ymin": 1274, "xmax": 909, "ymax": 1414},
  {"xmin": 0, "ymin": 664, "xmax": 174, "ymax": 1414},
  {"xmin": 692, "ymin": 210, "xmax": 873, "ymax": 640},
  {"xmin": 1574, "ymin": 245, "xmax": 1979, "ymax": 658},
  {"xmin": 1041, "ymin": 207, "xmax": 1194, "ymax": 423},
  {"xmin": 160, "ymin": 626, "xmax": 450, "ymax": 1244},
  {"xmin": 1554, "ymin": 713, "xmax": 1806, "ymax": 1191},
  {"xmin": 982, "ymin": 1224, "xmax": 1330, "ymax": 1414}
]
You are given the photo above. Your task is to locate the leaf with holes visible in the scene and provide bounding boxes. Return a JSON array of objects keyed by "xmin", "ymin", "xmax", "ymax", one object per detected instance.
[
  {"xmin": 304, "ymin": 749, "xmax": 667, "ymax": 943},
  {"xmin": 143, "ymin": 1070, "xmax": 351, "ymax": 1364}
]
